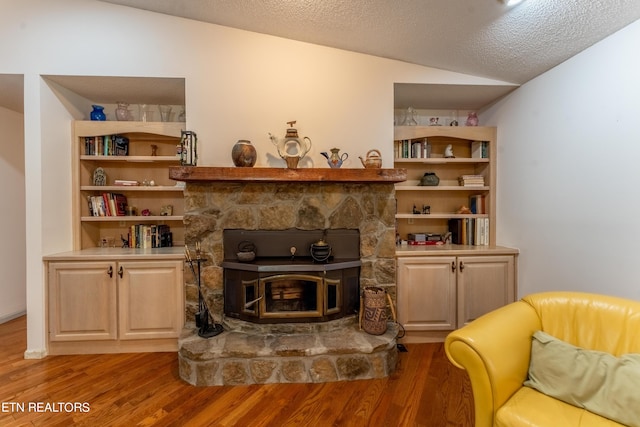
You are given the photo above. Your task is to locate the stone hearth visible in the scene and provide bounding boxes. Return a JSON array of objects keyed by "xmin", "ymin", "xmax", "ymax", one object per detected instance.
[
  {"xmin": 179, "ymin": 322, "xmax": 399, "ymax": 385},
  {"xmin": 170, "ymin": 167, "xmax": 406, "ymax": 385}
]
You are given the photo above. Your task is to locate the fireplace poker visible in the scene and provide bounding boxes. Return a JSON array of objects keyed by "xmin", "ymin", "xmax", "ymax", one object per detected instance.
[{"xmin": 185, "ymin": 243, "xmax": 224, "ymax": 338}]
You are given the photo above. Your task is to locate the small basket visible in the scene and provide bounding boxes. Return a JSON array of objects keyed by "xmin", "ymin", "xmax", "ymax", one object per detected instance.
[{"xmin": 361, "ymin": 287, "xmax": 389, "ymax": 335}]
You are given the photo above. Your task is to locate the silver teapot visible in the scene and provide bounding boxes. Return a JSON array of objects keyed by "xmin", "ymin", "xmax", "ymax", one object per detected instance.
[{"xmin": 269, "ymin": 120, "xmax": 312, "ymax": 169}]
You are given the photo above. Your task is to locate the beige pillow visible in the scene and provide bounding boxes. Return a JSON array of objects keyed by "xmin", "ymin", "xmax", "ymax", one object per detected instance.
[{"xmin": 524, "ymin": 330, "xmax": 640, "ymax": 427}]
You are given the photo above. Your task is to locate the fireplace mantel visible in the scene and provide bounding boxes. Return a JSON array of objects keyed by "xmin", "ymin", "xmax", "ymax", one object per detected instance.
[{"xmin": 169, "ymin": 166, "xmax": 407, "ymax": 183}]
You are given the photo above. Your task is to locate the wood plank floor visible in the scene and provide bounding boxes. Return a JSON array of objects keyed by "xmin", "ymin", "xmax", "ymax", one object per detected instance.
[{"xmin": 0, "ymin": 317, "xmax": 473, "ymax": 426}]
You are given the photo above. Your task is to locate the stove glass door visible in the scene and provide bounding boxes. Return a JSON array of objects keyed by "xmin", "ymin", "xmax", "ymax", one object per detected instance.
[{"xmin": 260, "ymin": 274, "xmax": 323, "ymax": 319}]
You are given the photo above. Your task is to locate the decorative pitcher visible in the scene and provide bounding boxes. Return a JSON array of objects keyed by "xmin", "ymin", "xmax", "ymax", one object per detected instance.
[
  {"xmin": 269, "ymin": 121, "xmax": 312, "ymax": 169},
  {"xmin": 321, "ymin": 148, "xmax": 348, "ymax": 168}
]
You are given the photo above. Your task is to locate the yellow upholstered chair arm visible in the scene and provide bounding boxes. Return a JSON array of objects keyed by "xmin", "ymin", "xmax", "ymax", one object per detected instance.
[{"xmin": 445, "ymin": 301, "xmax": 541, "ymax": 427}]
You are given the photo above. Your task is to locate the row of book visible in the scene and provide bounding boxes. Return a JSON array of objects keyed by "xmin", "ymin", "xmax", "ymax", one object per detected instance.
[
  {"xmin": 395, "ymin": 139, "xmax": 431, "ymax": 159},
  {"xmin": 448, "ymin": 218, "xmax": 490, "ymax": 246},
  {"xmin": 84, "ymin": 135, "xmax": 129, "ymax": 156},
  {"xmin": 394, "ymin": 139, "xmax": 490, "ymax": 159},
  {"xmin": 88, "ymin": 193, "xmax": 128, "ymax": 217},
  {"xmin": 128, "ymin": 224, "xmax": 173, "ymax": 248}
]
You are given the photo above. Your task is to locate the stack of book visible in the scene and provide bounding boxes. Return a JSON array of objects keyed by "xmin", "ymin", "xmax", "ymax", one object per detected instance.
[
  {"xmin": 407, "ymin": 233, "xmax": 444, "ymax": 245},
  {"xmin": 458, "ymin": 175, "xmax": 485, "ymax": 186}
]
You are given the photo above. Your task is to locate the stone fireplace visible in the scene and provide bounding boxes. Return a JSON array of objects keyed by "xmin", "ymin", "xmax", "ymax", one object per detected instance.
[{"xmin": 169, "ymin": 167, "xmax": 406, "ymax": 385}]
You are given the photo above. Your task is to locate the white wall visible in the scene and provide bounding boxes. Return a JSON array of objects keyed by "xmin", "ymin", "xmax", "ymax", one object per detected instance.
[
  {"xmin": 0, "ymin": 105, "xmax": 26, "ymax": 322},
  {"xmin": 0, "ymin": 0, "xmax": 511, "ymax": 356},
  {"xmin": 483, "ymin": 19, "xmax": 640, "ymax": 300}
]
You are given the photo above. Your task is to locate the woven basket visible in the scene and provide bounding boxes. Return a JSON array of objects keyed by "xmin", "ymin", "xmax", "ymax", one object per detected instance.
[{"xmin": 362, "ymin": 286, "xmax": 388, "ymax": 335}]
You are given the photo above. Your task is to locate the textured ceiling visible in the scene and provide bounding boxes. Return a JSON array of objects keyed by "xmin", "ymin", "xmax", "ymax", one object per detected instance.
[
  {"xmin": 2, "ymin": 1, "xmax": 640, "ymax": 114},
  {"xmin": 96, "ymin": 0, "xmax": 640, "ymax": 85}
]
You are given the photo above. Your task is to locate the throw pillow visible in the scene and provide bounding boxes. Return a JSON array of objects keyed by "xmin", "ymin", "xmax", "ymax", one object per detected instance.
[{"xmin": 524, "ymin": 330, "xmax": 640, "ymax": 427}]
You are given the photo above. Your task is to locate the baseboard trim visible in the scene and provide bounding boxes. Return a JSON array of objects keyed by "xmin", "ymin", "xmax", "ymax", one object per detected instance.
[
  {"xmin": 0, "ymin": 310, "xmax": 26, "ymax": 325},
  {"xmin": 24, "ymin": 348, "xmax": 48, "ymax": 359}
]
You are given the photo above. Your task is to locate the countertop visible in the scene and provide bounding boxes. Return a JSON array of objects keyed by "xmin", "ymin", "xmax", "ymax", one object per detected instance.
[
  {"xmin": 395, "ymin": 244, "xmax": 519, "ymax": 257},
  {"xmin": 43, "ymin": 247, "xmax": 185, "ymax": 261}
]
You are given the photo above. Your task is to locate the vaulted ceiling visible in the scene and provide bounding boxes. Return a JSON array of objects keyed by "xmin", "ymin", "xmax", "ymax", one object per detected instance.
[
  {"xmin": 3, "ymin": 1, "xmax": 640, "ymax": 113},
  {"xmin": 97, "ymin": 0, "xmax": 640, "ymax": 85}
]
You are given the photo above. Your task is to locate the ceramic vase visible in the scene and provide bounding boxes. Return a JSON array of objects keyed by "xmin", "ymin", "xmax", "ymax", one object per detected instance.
[
  {"xmin": 231, "ymin": 140, "xmax": 257, "ymax": 167},
  {"xmin": 90, "ymin": 105, "xmax": 106, "ymax": 121},
  {"xmin": 465, "ymin": 112, "xmax": 479, "ymax": 126},
  {"xmin": 115, "ymin": 102, "xmax": 132, "ymax": 121}
]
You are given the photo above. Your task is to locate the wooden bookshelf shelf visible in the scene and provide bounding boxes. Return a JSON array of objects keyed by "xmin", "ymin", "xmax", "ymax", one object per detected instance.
[{"xmin": 73, "ymin": 121, "xmax": 185, "ymax": 249}]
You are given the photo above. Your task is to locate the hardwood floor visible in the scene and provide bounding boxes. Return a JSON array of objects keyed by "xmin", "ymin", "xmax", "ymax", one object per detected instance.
[{"xmin": 0, "ymin": 317, "xmax": 473, "ymax": 426}]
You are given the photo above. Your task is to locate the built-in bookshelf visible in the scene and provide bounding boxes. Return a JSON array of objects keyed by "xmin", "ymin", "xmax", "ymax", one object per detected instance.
[
  {"xmin": 393, "ymin": 126, "xmax": 496, "ymax": 247},
  {"xmin": 73, "ymin": 121, "xmax": 185, "ymax": 249}
]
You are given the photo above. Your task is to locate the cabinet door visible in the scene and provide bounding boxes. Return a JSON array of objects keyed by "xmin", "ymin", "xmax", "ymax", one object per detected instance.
[
  {"xmin": 457, "ymin": 255, "xmax": 515, "ymax": 327},
  {"xmin": 118, "ymin": 260, "xmax": 184, "ymax": 340},
  {"xmin": 397, "ymin": 256, "xmax": 456, "ymax": 331},
  {"xmin": 48, "ymin": 261, "xmax": 117, "ymax": 341}
]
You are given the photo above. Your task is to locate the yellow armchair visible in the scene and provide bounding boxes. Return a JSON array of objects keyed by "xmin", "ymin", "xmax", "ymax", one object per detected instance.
[{"xmin": 445, "ymin": 291, "xmax": 640, "ymax": 427}]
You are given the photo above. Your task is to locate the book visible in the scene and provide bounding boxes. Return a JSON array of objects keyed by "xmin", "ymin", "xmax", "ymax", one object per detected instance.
[
  {"xmin": 114, "ymin": 194, "xmax": 127, "ymax": 216},
  {"xmin": 469, "ymin": 194, "xmax": 486, "ymax": 214},
  {"xmin": 114, "ymin": 179, "xmax": 139, "ymax": 186},
  {"xmin": 113, "ymin": 135, "xmax": 129, "ymax": 156},
  {"xmin": 448, "ymin": 219, "xmax": 462, "ymax": 244},
  {"xmin": 471, "ymin": 141, "xmax": 489, "ymax": 159}
]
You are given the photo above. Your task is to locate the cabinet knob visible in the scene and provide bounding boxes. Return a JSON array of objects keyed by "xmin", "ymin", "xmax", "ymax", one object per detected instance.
[
  {"xmin": 118, "ymin": 266, "xmax": 123, "ymax": 278},
  {"xmin": 107, "ymin": 266, "xmax": 113, "ymax": 278},
  {"xmin": 451, "ymin": 261, "xmax": 456, "ymax": 272},
  {"xmin": 459, "ymin": 261, "xmax": 465, "ymax": 272}
]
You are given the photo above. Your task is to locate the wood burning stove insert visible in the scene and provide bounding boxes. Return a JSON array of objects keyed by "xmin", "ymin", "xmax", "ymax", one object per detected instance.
[{"xmin": 222, "ymin": 229, "xmax": 361, "ymax": 323}]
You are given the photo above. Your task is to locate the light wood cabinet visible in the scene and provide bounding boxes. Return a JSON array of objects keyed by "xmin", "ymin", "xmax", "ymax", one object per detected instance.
[
  {"xmin": 396, "ymin": 256, "xmax": 457, "ymax": 331},
  {"xmin": 48, "ymin": 261, "xmax": 118, "ymax": 342},
  {"xmin": 456, "ymin": 255, "xmax": 515, "ymax": 326},
  {"xmin": 118, "ymin": 260, "xmax": 184, "ymax": 340},
  {"xmin": 45, "ymin": 251, "xmax": 184, "ymax": 355},
  {"xmin": 396, "ymin": 249, "xmax": 517, "ymax": 343}
]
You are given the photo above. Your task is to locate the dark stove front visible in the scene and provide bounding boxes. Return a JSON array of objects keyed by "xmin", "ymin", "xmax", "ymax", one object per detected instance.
[{"xmin": 222, "ymin": 229, "xmax": 361, "ymax": 324}]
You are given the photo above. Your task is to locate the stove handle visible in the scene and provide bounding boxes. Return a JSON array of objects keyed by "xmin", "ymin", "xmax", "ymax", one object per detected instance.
[{"xmin": 245, "ymin": 295, "xmax": 264, "ymax": 309}]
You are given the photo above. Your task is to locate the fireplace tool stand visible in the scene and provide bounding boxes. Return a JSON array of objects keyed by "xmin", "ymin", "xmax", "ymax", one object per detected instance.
[{"xmin": 186, "ymin": 243, "xmax": 224, "ymax": 338}]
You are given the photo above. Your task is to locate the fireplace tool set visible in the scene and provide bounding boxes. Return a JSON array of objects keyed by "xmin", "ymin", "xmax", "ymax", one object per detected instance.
[{"xmin": 185, "ymin": 242, "xmax": 224, "ymax": 338}]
